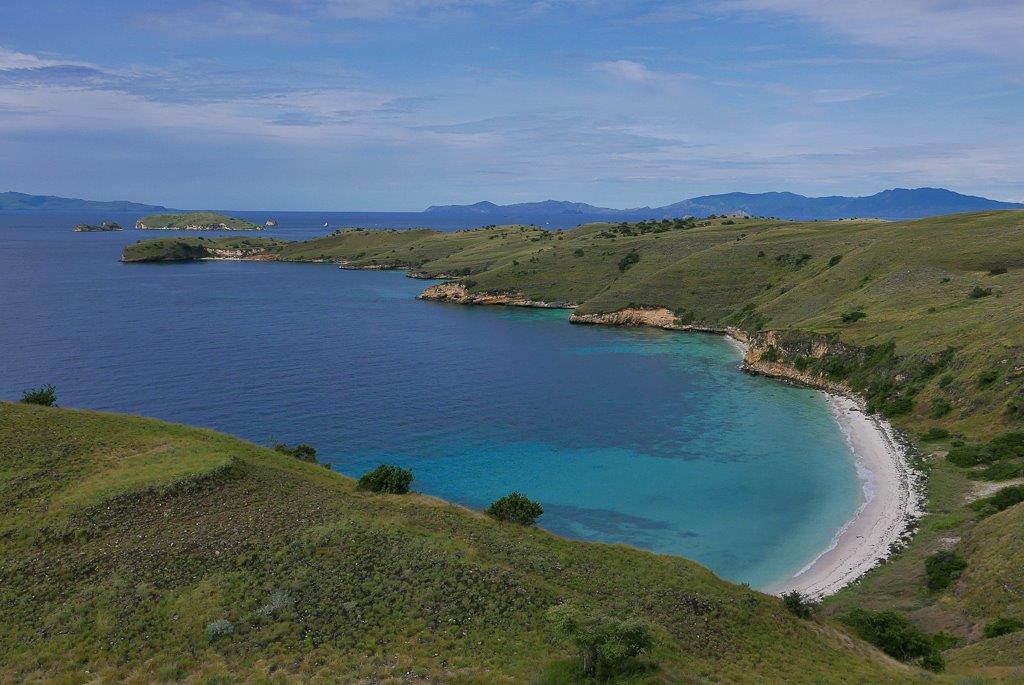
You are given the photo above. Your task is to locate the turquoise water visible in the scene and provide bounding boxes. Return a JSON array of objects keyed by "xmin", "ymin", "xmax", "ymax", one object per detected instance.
[{"xmin": 0, "ymin": 212, "xmax": 861, "ymax": 588}]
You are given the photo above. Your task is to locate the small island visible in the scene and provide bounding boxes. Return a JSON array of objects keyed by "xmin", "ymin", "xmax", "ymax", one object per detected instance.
[
  {"xmin": 265, "ymin": 218, "xmax": 278, "ymax": 227},
  {"xmin": 73, "ymin": 221, "xmax": 123, "ymax": 232},
  {"xmin": 135, "ymin": 211, "xmax": 261, "ymax": 231}
]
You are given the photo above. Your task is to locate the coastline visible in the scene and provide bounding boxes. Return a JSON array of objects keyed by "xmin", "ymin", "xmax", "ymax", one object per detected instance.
[
  {"xmin": 765, "ymin": 394, "xmax": 921, "ymax": 598},
  {"xmin": 424, "ymin": 294, "xmax": 922, "ymax": 599}
]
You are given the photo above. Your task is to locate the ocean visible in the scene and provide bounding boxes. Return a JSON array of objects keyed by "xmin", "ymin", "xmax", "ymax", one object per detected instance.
[{"xmin": 0, "ymin": 210, "xmax": 861, "ymax": 588}]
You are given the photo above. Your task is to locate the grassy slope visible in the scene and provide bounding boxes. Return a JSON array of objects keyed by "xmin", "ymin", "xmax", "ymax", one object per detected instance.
[
  {"xmin": 0, "ymin": 402, "xmax": 919, "ymax": 684},
  {"xmin": 123, "ymin": 212, "xmax": 1024, "ymax": 440},
  {"xmin": 136, "ymin": 211, "xmax": 260, "ymax": 230}
]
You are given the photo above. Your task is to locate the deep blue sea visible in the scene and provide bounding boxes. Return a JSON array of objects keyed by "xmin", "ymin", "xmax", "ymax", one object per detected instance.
[{"xmin": 0, "ymin": 210, "xmax": 861, "ymax": 588}]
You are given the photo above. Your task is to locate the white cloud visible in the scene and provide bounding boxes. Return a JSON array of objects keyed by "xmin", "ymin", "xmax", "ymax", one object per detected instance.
[
  {"xmin": 723, "ymin": 0, "xmax": 1024, "ymax": 57},
  {"xmin": 0, "ymin": 47, "xmax": 92, "ymax": 71}
]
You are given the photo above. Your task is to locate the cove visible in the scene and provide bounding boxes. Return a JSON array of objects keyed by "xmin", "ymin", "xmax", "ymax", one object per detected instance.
[{"xmin": 0, "ymin": 215, "xmax": 861, "ymax": 588}]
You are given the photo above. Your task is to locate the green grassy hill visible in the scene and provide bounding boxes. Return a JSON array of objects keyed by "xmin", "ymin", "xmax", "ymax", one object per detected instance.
[
  {"xmin": 0, "ymin": 402, "xmax": 919, "ymax": 683},
  {"xmin": 135, "ymin": 211, "xmax": 260, "ymax": 231}
]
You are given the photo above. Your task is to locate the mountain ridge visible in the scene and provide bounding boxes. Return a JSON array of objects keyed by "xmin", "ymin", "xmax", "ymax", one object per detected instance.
[
  {"xmin": 426, "ymin": 187, "xmax": 1024, "ymax": 221},
  {"xmin": 0, "ymin": 191, "xmax": 167, "ymax": 212}
]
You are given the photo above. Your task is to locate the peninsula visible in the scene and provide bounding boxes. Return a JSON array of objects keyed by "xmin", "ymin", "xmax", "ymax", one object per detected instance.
[{"xmin": 135, "ymin": 211, "xmax": 261, "ymax": 231}]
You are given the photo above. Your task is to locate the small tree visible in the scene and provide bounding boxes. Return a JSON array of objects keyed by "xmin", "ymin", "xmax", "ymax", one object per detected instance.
[
  {"xmin": 841, "ymin": 609, "xmax": 944, "ymax": 672},
  {"xmin": 782, "ymin": 591, "xmax": 817, "ymax": 619},
  {"xmin": 925, "ymin": 550, "xmax": 967, "ymax": 591},
  {"xmin": 984, "ymin": 617, "xmax": 1024, "ymax": 639},
  {"xmin": 358, "ymin": 464, "xmax": 413, "ymax": 494},
  {"xmin": 547, "ymin": 604, "xmax": 653, "ymax": 678},
  {"xmin": 20, "ymin": 384, "xmax": 57, "ymax": 407},
  {"xmin": 274, "ymin": 442, "xmax": 317, "ymax": 463},
  {"xmin": 840, "ymin": 310, "xmax": 867, "ymax": 323},
  {"xmin": 486, "ymin": 492, "xmax": 543, "ymax": 525},
  {"xmin": 617, "ymin": 250, "xmax": 640, "ymax": 272}
]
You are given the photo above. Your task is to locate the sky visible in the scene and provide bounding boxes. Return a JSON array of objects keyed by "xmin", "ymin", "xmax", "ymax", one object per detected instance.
[{"xmin": 0, "ymin": 1, "xmax": 1021, "ymax": 210}]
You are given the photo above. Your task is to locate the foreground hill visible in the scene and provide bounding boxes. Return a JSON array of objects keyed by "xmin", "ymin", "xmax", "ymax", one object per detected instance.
[{"xmin": 0, "ymin": 402, "xmax": 914, "ymax": 683}]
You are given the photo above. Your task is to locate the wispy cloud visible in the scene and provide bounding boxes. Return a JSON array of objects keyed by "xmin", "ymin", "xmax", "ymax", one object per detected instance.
[{"xmin": 722, "ymin": 0, "xmax": 1024, "ymax": 58}]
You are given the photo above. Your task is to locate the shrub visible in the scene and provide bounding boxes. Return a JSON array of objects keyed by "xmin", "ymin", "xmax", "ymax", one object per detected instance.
[
  {"xmin": 969, "ymin": 286, "xmax": 993, "ymax": 299},
  {"xmin": 989, "ymin": 267, "xmax": 1008, "ymax": 276},
  {"xmin": 828, "ymin": 254, "xmax": 843, "ymax": 267},
  {"xmin": 617, "ymin": 250, "xmax": 640, "ymax": 272},
  {"xmin": 486, "ymin": 492, "xmax": 543, "ymax": 525},
  {"xmin": 984, "ymin": 617, "xmax": 1024, "ymax": 638},
  {"xmin": 929, "ymin": 399, "xmax": 952, "ymax": 419},
  {"xmin": 840, "ymin": 609, "xmax": 944, "ymax": 672},
  {"xmin": 925, "ymin": 550, "xmax": 967, "ymax": 591},
  {"xmin": 938, "ymin": 374, "xmax": 954, "ymax": 388},
  {"xmin": 921, "ymin": 427, "xmax": 950, "ymax": 441},
  {"xmin": 971, "ymin": 485, "xmax": 1024, "ymax": 516},
  {"xmin": 841, "ymin": 310, "xmax": 867, "ymax": 323},
  {"xmin": 206, "ymin": 619, "xmax": 234, "ymax": 639},
  {"xmin": 547, "ymin": 604, "xmax": 653, "ymax": 678},
  {"xmin": 20, "ymin": 384, "xmax": 56, "ymax": 406},
  {"xmin": 782, "ymin": 591, "xmax": 817, "ymax": 618},
  {"xmin": 760, "ymin": 346, "xmax": 781, "ymax": 363},
  {"xmin": 274, "ymin": 442, "xmax": 317, "ymax": 463},
  {"xmin": 358, "ymin": 464, "xmax": 413, "ymax": 494},
  {"xmin": 573, "ymin": 248, "xmax": 584, "ymax": 257},
  {"xmin": 978, "ymin": 369, "xmax": 1000, "ymax": 387}
]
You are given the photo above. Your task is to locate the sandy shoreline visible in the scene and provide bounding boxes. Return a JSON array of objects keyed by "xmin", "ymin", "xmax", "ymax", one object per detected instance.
[{"xmin": 765, "ymin": 394, "xmax": 921, "ymax": 598}]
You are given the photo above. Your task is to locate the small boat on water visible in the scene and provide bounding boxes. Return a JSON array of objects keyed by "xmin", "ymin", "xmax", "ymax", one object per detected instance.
[{"xmin": 323, "ymin": 221, "xmax": 329, "ymax": 227}]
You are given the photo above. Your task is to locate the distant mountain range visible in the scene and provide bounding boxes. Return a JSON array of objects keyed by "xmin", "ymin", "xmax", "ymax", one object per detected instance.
[
  {"xmin": 426, "ymin": 188, "xmax": 1024, "ymax": 222},
  {"xmin": 0, "ymin": 191, "xmax": 167, "ymax": 212},
  {"xmin": 3, "ymin": 187, "xmax": 1021, "ymax": 224}
]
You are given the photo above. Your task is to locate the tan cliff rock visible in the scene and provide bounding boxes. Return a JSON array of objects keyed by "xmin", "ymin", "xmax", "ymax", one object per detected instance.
[
  {"xmin": 417, "ymin": 282, "xmax": 572, "ymax": 308},
  {"xmin": 569, "ymin": 307, "xmax": 748, "ymax": 342}
]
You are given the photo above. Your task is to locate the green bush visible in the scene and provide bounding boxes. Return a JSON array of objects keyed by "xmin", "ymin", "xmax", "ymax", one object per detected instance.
[
  {"xmin": 274, "ymin": 442, "xmax": 317, "ymax": 463},
  {"xmin": 357, "ymin": 464, "xmax": 413, "ymax": 494},
  {"xmin": 969, "ymin": 286, "xmax": 993, "ymax": 299},
  {"xmin": 840, "ymin": 609, "xmax": 944, "ymax": 672},
  {"xmin": 486, "ymin": 492, "xmax": 543, "ymax": 526},
  {"xmin": 925, "ymin": 550, "xmax": 967, "ymax": 591},
  {"xmin": 547, "ymin": 604, "xmax": 653, "ymax": 678},
  {"xmin": 840, "ymin": 310, "xmax": 867, "ymax": 323},
  {"xmin": 782, "ymin": 591, "xmax": 816, "ymax": 618},
  {"xmin": 971, "ymin": 485, "xmax": 1024, "ymax": 516},
  {"xmin": 20, "ymin": 384, "xmax": 57, "ymax": 407},
  {"xmin": 828, "ymin": 254, "xmax": 843, "ymax": 267},
  {"xmin": 978, "ymin": 369, "xmax": 1000, "ymax": 387},
  {"xmin": 617, "ymin": 250, "xmax": 640, "ymax": 272},
  {"xmin": 921, "ymin": 427, "xmax": 950, "ymax": 441},
  {"xmin": 984, "ymin": 617, "xmax": 1024, "ymax": 638},
  {"xmin": 989, "ymin": 267, "xmax": 1008, "ymax": 276},
  {"xmin": 929, "ymin": 399, "xmax": 952, "ymax": 419}
]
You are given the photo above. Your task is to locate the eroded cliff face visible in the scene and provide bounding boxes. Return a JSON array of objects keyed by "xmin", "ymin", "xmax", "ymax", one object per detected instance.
[
  {"xmin": 568, "ymin": 307, "xmax": 749, "ymax": 342},
  {"xmin": 743, "ymin": 330, "xmax": 854, "ymax": 394},
  {"xmin": 417, "ymin": 283, "xmax": 573, "ymax": 308}
]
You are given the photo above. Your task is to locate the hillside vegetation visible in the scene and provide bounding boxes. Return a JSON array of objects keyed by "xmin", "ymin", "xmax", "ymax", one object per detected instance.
[
  {"xmin": 0, "ymin": 402, "xmax": 918, "ymax": 683},
  {"xmin": 135, "ymin": 211, "xmax": 260, "ymax": 230},
  {"xmin": 124, "ymin": 211, "xmax": 1024, "ymax": 440}
]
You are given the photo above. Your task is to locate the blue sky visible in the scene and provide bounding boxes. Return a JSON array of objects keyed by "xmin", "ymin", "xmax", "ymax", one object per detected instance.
[{"xmin": 0, "ymin": 1, "xmax": 1021, "ymax": 210}]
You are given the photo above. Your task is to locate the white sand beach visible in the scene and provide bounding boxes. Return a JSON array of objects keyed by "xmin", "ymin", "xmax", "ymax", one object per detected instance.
[{"xmin": 766, "ymin": 394, "xmax": 921, "ymax": 599}]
